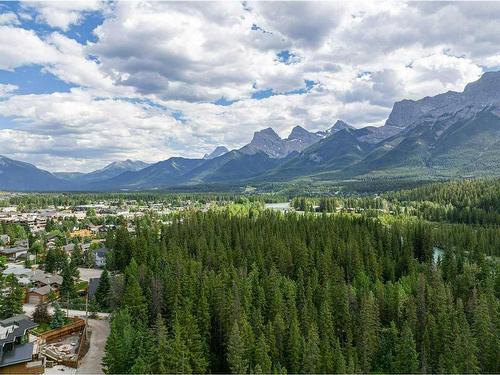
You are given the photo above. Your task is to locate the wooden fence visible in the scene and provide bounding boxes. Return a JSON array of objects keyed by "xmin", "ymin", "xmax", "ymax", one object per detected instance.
[
  {"xmin": 37, "ymin": 317, "xmax": 86, "ymax": 343},
  {"xmin": 38, "ymin": 318, "xmax": 88, "ymax": 369}
]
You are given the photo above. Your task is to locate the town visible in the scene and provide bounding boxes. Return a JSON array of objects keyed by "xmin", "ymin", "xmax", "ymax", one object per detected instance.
[{"xmin": 0, "ymin": 193, "xmax": 212, "ymax": 374}]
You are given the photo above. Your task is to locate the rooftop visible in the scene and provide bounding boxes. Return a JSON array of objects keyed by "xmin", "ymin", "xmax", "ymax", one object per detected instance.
[{"xmin": 0, "ymin": 342, "xmax": 34, "ymax": 368}]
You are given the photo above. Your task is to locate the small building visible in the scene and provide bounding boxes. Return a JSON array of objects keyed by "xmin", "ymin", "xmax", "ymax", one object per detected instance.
[
  {"xmin": 26, "ymin": 285, "xmax": 52, "ymax": 305},
  {"xmin": 0, "ymin": 246, "xmax": 28, "ymax": 261},
  {"xmin": 0, "ymin": 315, "xmax": 44, "ymax": 374},
  {"xmin": 93, "ymin": 247, "xmax": 109, "ymax": 268},
  {"xmin": 31, "ymin": 270, "xmax": 63, "ymax": 291},
  {"xmin": 2, "ymin": 265, "xmax": 32, "ymax": 277},
  {"xmin": 62, "ymin": 243, "xmax": 75, "ymax": 254}
]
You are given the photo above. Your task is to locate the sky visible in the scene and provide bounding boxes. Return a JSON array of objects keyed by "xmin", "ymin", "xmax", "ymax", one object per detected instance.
[{"xmin": 1, "ymin": 1, "xmax": 500, "ymax": 172}]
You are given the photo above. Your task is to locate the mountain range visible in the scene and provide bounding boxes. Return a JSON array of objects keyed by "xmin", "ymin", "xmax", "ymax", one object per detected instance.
[{"xmin": 1, "ymin": 72, "xmax": 500, "ymax": 191}]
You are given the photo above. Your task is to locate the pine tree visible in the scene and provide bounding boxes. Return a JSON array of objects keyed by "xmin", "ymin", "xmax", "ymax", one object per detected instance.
[
  {"xmin": 254, "ymin": 332, "xmax": 272, "ymax": 373},
  {"xmin": 60, "ymin": 263, "xmax": 77, "ymax": 300},
  {"xmin": 33, "ymin": 301, "xmax": 51, "ymax": 324},
  {"xmin": 302, "ymin": 323, "xmax": 320, "ymax": 373},
  {"xmin": 0, "ymin": 274, "xmax": 24, "ymax": 319},
  {"xmin": 102, "ymin": 308, "xmax": 136, "ymax": 374},
  {"xmin": 44, "ymin": 248, "xmax": 57, "ymax": 273},
  {"xmin": 453, "ymin": 308, "xmax": 479, "ymax": 373},
  {"xmin": 122, "ymin": 259, "xmax": 146, "ymax": 318},
  {"xmin": 394, "ymin": 323, "xmax": 419, "ymax": 373},
  {"xmin": 95, "ymin": 268, "xmax": 111, "ymax": 309},
  {"xmin": 130, "ymin": 356, "xmax": 151, "ymax": 374},
  {"xmin": 181, "ymin": 300, "xmax": 208, "ymax": 373},
  {"xmin": 319, "ymin": 301, "xmax": 335, "ymax": 373},
  {"xmin": 71, "ymin": 244, "xmax": 83, "ymax": 266},
  {"xmin": 357, "ymin": 292, "xmax": 380, "ymax": 372},
  {"xmin": 83, "ymin": 247, "xmax": 96, "ymax": 268},
  {"xmin": 151, "ymin": 314, "xmax": 168, "ymax": 374},
  {"xmin": 287, "ymin": 314, "xmax": 302, "ymax": 373},
  {"xmin": 50, "ymin": 301, "xmax": 65, "ymax": 329},
  {"xmin": 167, "ymin": 316, "xmax": 191, "ymax": 373},
  {"xmin": 332, "ymin": 337, "xmax": 346, "ymax": 374},
  {"xmin": 227, "ymin": 321, "xmax": 248, "ymax": 374},
  {"xmin": 471, "ymin": 294, "xmax": 496, "ymax": 373}
]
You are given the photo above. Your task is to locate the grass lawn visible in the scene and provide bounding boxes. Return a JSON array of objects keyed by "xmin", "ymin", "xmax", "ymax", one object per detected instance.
[
  {"xmin": 33, "ymin": 318, "xmax": 72, "ymax": 334},
  {"xmin": 75, "ymin": 280, "xmax": 89, "ymax": 291}
]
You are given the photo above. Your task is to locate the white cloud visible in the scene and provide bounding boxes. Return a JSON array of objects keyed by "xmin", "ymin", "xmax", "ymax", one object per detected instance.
[
  {"xmin": 0, "ymin": 1, "xmax": 499, "ymax": 171},
  {"xmin": 0, "ymin": 12, "xmax": 19, "ymax": 26},
  {"xmin": 0, "ymin": 26, "xmax": 59, "ymax": 70},
  {"xmin": 0, "ymin": 25, "xmax": 117, "ymax": 94},
  {"xmin": 0, "ymin": 84, "xmax": 18, "ymax": 97},
  {"xmin": 21, "ymin": 1, "xmax": 105, "ymax": 31},
  {"xmin": 0, "ymin": 90, "xmax": 202, "ymax": 171}
]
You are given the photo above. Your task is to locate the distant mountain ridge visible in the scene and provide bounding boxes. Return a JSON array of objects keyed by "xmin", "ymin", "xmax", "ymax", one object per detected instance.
[
  {"xmin": 1, "ymin": 71, "xmax": 500, "ymax": 191},
  {"xmin": 55, "ymin": 159, "xmax": 150, "ymax": 185},
  {"xmin": 0, "ymin": 156, "xmax": 70, "ymax": 191}
]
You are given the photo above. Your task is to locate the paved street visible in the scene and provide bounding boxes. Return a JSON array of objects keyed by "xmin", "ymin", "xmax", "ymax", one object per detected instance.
[
  {"xmin": 23, "ymin": 303, "xmax": 110, "ymax": 319},
  {"xmin": 76, "ymin": 318, "xmax": 110, "ymax": 374}
]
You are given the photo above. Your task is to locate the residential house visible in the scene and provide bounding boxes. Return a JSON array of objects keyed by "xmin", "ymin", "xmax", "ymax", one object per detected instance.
[
  {"xmin": 2, "ymin": 266, "xmax": 62, "ymax": 304},
  {"xmin": 1, "ymin": 266, "xmax": 32, "ymax": 286},
  {"xmin": 0, "ymin": 315, "xmax": 44, "ymax": 374},
  {"xmin": 93, "ymin": 247, "xmax": 109, "ymax": 268},
  {"xmin": 45, "ymin": 234, "xmax": 59, "ymax": 250},
  {"xmin": 26, "ymin": 286, "xmax": 52, "ymax": 305},
  {"xmin": 0, "ymin": 246, "xmax": 28, "ymax": 262},
  {"xmin": 31, "ymin": 270, "xmax": 62, "ymax": 292},
  {"xmin": 62, "ymin": 243, "xmax": 75, "ymax": 254}
]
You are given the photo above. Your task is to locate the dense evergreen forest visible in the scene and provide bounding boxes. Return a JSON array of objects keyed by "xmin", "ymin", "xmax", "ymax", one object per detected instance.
[{"xmin": 99, "ymin": 180, "xmax": 500, "ymax": 373}]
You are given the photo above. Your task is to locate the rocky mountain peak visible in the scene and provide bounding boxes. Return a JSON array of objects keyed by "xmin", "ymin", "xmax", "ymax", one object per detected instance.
[
  {"xmin": 240, "ymin": 126, "xmax": 322, "ymax": 159},
  {"xmin": 288, "ymin": 125, "xmax": 311, "ymax": 140},
  {"xmin": 330, "ymin": 120, "xmax": 351, "ymax": 133},
  {"xmin": 463, "ymin": 71, "xmax": 500, "ymax": 102},
  {"xmin": 203, "ymin": 146, "xmax": 229, "ymax": 160},
  {"xmin": 316, "ymin": 120, "xmax": 352, "ymax": 138},
  {"xmin": 252, "ymin": 127, "xmax": 281, "ymax": 143}
]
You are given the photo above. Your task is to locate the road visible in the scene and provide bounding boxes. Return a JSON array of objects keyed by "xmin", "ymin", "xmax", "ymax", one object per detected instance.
[
  {"xmin": 23, "ymin": 303, "xmax": 110, "ymax": 319},
  {"xmin": 76, "ymin": 318, "xmax": 110, "ymax": 374}
]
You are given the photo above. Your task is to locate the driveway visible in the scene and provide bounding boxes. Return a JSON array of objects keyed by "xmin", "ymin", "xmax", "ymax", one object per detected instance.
[{"xmin": 76, "ymin": 318, "xmax": 110, "ymax": 374}]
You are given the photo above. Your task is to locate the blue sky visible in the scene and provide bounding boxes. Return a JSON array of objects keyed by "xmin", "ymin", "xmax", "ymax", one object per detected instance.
[{"xmin": 0, "ymin": 1, "xmax": 499, "ymax": 172}]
